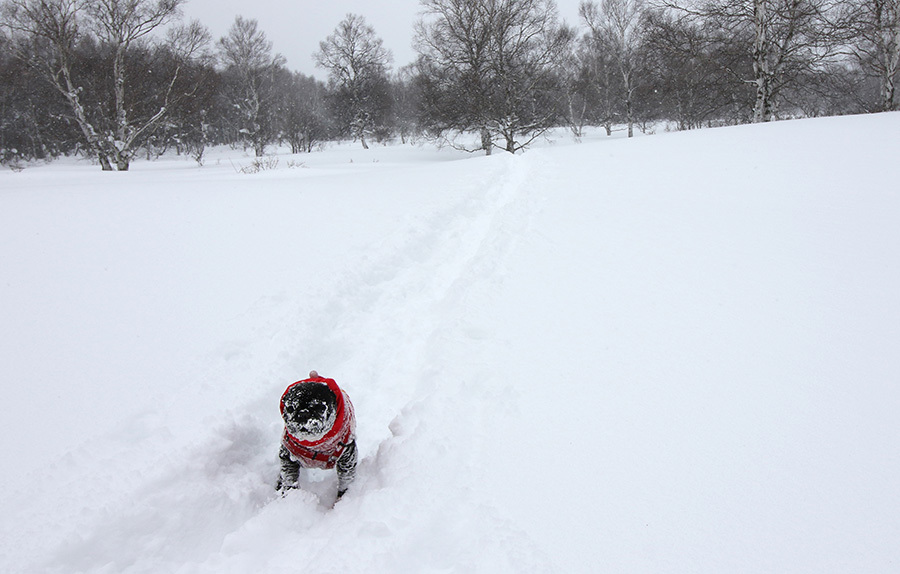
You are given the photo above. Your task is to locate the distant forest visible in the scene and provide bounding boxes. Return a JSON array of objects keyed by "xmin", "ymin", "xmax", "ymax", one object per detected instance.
[{"xmin": 1, "ymin": 0, "xmax": 897, "ymax": 169}]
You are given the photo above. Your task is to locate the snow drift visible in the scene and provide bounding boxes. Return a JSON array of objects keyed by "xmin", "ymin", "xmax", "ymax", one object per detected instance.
[{"xmin": 1, "ymin": 114, "xmax": 899, "ymax": 573}]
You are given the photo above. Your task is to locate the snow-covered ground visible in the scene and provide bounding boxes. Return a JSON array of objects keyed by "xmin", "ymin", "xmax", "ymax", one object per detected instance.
[{"xmin": 1, "ymin": 115, "xmax": 898, "ymax": 573}]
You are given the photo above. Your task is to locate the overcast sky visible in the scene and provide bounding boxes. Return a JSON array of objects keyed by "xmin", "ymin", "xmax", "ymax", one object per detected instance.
[{"xmin": 181, "ymin": 0, "xmax": 586, "ymax": 79}]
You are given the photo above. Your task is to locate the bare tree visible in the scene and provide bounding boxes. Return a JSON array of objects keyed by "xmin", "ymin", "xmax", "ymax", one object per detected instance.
[
  {"xmin": 2, "ymin": 0, "xmax": 112, "ymax": 168},
  {"xmin": 392, "ymin": 64, "xmax": 424, "ymax": 144},
  {"xmin": 1, "ymin": 0, "xmax": 208, "ymax": 170},
  {"xmin": 581, "ymin": 0, "xmax": 647, "ymax": 136},
  {"xmin": 747, "ymin": 0, "xmax": 827, "ymax": 121},
  {"xmin": 277, "ymin": 70, "xmax": 331, "ymax": 154},
  {"xmin": 663, "ymin": 0, "xmax": 835, "ymax": 122},
  {"xmin": 414, "ymin": 0, "xmax": 496, "ymax": 152},
  {"xmin": 642, "ymin": 8, "xmax": 751, "ymax": 128},
  {"xmin": 315, "ymin": 13, "xmax": 392, "ymax": 149},
  {"xmin": 839, "ymin": 0, "xmax": 900, "ymax": 111},
  {"xmin": 490, "ymin": 0, "xmax": 570, "ymax": 151},
  {"xmin": 86, "ymin": 0, "xmax": 187, "ymax": 169},
  {"xmin": 415, "ymin": 0, "xmax": 567, "ymax": 154},
  {"xmin": 218, "ymin": 16, "xmax": 285, "ymax": 156},
  {"xmin": 554, "ymin": 24, "xmax": 597, "ymax": 137},
  {"xmin": 0, "ymin": 27, "xmax": 80, "ymax": 163}
]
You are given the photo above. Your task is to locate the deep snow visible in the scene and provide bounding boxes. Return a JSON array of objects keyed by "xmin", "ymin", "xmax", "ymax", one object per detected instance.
[{"xmin": 1, "ymin": 115, "xmax": 899, "ymax": 573}]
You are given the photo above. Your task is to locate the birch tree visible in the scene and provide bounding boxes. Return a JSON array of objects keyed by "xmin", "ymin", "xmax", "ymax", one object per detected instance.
[
  {"xmin": 315, "ymin": 13, "xmax": 392, "ymax": 149},
  {"xmin": 642, "ymin": 8, "xmax": 750, "ymax": 128},
  {"xmin": 745, "ymin": 0, "xmax": 826, "ymax": 122},
  {"xmin": 2, "ymin": 0, "xmax": 112, "ymax": 168},
  {"xmin": 0, "ymin": 28, "xmax": 79, "ymax": 162},
  {"xmin": 664, "ymin": 0, "xmax": 833, "ymax": 122},
  {"xmin": 580, "ymin": 0, "xmax": 647, "ymax": 136},
  {"xmin": 841, "ymin": 0, "xmax": 900, "ymax": 111},
  {"xmin": 415, "ymin": 0, "xmax": 567, "ymax": 154},
  {"xmin": 86, "ymin": 0, "xmax": 188, "ymax": 169},
  {"xmin": 218, "ymin": 16, "xmax": 285, "ymax": 156},
  {"xmin": 1, "ymin": 0, "xmax": 208, "ymax": 170},
  {"xmin": 554, "ymin": 24, "xmax": 594, "ymax": 137},
  {"xmin": 278, "ymin": 70, "xmax": 330, "ymax": 154},
  {"xmin": 414, "ymin": 0, "xmax": 495, "ymax": 153}
]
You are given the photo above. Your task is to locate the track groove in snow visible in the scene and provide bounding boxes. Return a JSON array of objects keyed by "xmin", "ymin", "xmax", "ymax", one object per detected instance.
[{"xmin": 6, "ymin": 151, "xmax": 548, "ymax": 573}]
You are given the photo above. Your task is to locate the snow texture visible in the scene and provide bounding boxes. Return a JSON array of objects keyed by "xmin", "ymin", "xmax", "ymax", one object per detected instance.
[{"xmin": 1, "ymin": 114, "xmax": 899, "ymax": 573}]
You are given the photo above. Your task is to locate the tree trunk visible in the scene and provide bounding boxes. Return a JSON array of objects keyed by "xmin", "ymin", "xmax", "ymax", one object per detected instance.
[
  {"xmin": 505, "ymin": 132, "xmax": 516, "ymax": 153},
  {"xmin": 113, "ymin": 46, "xmax": 130, "ymax": 170},
  {"xmin": 752, "ymin": 0, "xmax": 773, "ymax": 123},
  {"xmin": 58, "ymin": 69, "xmax": 114, "ymax": 170},
  {"xmin": 753, "ymin": 73, "xmax": 774, "ymax": 122},
  {"xmin": 882, "ymin": 45, "xmax": 899, "ymax": 111},
  {"xmin": 626, "ymin": 91, "xmax": 634, "ymax": 137},
  {"xmin": 883, "ymin": 73, "xmax": 896, "ymax": 112},
  {"xmin": 622, "ymin": 68, "xmax": 635, "ymax": 137},
  {"xmin": 98, "ymin": 152, "xmax": 114, "ymax": 171},
  {"xmin": 481, "ymin": 128, "xmax": 492, "ymax": 155}
]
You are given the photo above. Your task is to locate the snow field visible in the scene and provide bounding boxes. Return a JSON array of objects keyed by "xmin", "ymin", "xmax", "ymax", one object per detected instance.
[
  {"xmin": 482, "ymin": 120, "xmax": 900, "ymax": 571},
  {"xmin": 1, "ymin": 115, "xmax": 899, "ymax": 572}
]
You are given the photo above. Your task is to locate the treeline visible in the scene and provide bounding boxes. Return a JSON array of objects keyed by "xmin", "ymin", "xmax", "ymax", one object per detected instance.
[{"xmin": 1, "ymin": 0, "xmax": 897, "ymax": 169}]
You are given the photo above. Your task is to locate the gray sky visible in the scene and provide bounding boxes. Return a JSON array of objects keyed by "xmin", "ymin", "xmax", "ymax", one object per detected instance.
[{"xmin": 181, "ymin": 0, "xmax": 586, "ymax": 79}]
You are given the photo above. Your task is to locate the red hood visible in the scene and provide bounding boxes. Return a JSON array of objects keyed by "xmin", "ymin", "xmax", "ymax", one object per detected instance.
[{"xmin": 280, "ymin": 376, "xmax": 355, "ymax": 470}]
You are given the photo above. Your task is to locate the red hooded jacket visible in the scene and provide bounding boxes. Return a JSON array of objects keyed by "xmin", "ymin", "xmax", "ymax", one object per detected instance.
[{"xmin": 280, "ymin": 376, "xmax": 356, "ymax": 470}]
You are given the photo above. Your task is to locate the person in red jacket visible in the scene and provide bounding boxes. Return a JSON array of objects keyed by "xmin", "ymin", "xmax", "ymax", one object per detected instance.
[{"xmin": 276, "ymin": 371, "xmax": 357, "ymax": 499}]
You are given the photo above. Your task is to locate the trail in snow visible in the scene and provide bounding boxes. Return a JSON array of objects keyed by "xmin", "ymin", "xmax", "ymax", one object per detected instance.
[{"xmin": 24, "ymin": 152, "xmax": 548, "ymax": 573}]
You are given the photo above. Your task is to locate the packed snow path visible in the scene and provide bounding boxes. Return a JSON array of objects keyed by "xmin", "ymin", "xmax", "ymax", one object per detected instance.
[{"xmin": 2, "ymin": 114, "xmax": 899, "ymax": 573}]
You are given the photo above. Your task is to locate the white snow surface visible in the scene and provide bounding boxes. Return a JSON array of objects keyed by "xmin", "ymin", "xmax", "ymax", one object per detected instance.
[{"xmin": 2, "ymin": 115, "xmax": 899, "ymax": 573}]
